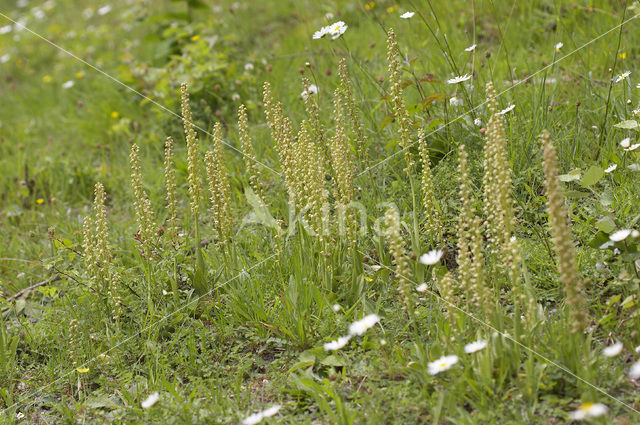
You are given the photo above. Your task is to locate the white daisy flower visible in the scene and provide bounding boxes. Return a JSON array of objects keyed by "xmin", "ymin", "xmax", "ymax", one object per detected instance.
[
  {"xmin": 242, "ymin": 405, "xmax": 282, "ymax": 425},
  {"xmin": 446, "ymin": 74, "xmax": 472, "ymax": 84},
  {"xmin": 620, "ymin": 137, "xmax": 631, "ymax": 148},
  {"xmin": 97, "ymin": 4, "xmax": 112, "ymax": 15},
  {"xmin": 62, "ymin": 80, "xmax": 74, "ymax": 89},
  {"xmin": 0, "ymin": 25, "xmax": 12, "ymax": 35},
  {"xmin": 449, "ymin": 96, "xmax": 463, "ymax": 107},
  {"xmin": 428, "ymin": 354, "xmax": 459, "ymax": 375},
  {"xmin": 570, "ymin": 402, "xmax": 608, "ymax": 420},
  {"xmin": 465, "ymin": 44, "xmax": 477, "ymax": 52},
  {"xmin": 313, "ymin": 25, "xmax": 330, "ymax": 40},
  {"xmin": 610, "ymin": 229, "xmax": 632, "ymax": 242},
  {"xmin": 497, "ymin": 104, "xmax": 516, "ymax": 115},
  {"xmin": 349, "ymin": 314, "xmax": 380, "ymax": 336},
  {"xmin": 625, "ymin": 143, "xmax": 640, "ymax": 151},
  {"xmin": 555, "ymin": 42, "xmax": 563, "ymax": 52},
  {"xmin": 324, "ymin": 335, "xmax": 351, "ymax": 351},
  {"xmin": 604, "ymin": 164, "xmax": 617, "ymax": 173},
  {"xmin": 416, "ymin": 283, "xmax": 428, "ymax": 292},
  {"xmin": 301, "ymin": 84, "xmax": 319, "ymax": 99},
  {"xmin": 474, "ymin": 118, "xmax": 482, "ymax": 126},
  {"xmin": 400, "ymin": 12, "xmax": 415, "ymax": 19},
  {"xmin": 464, "ymin": 340, "xmax": 487, "ymax": 354},
  {"xmin": 602, "ymin": 341, "xmax": 623, "ymax": 357},
  {"xmin": 629, "ymin": 361, "xmax": 640, "ymax": 380},
  {"xmin": 141, "ymin": 392, "xmax": 159, "ymax": 409},
  {"xmin": 615, "ymin": 71, "xmax": 631, "ymax": 83},
  {"xmin": 326, "ymin": 21, "xmax": 348, "ymax": 39},
  {"xmin": 419, "ymin": 250, "xmax": 443, "ymax": 265}
]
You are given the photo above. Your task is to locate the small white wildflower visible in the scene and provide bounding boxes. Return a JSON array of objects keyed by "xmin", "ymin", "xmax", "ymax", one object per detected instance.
[
  {"xmin": 313, "ymin": 26, "xmax": 329, "ymax": 39},
  {"xmin": 16, "ymin": 412, "xmax": 24, "ymax": 419},
  {"xmin": 329, "ymin": 21, "xmax": 347, "ymax": 39},
  {"xmin": 610, "ymin": 229, "xmax": 632, "ymax": 242},
  {"xmin": 324, "ymin": 335, "xmax": 351, "ymax": 351},
  {"xmin": 419, "ymin": 250, "xmax": 443, "ymax": 265},
  {"xmin": 570, "ymin": 402, "xmax": 608, "ymax": 420},
  {"xmin": 555, "ymin": 42, "xmax": 563, "ymax": 51},
  {"xmin": 449, "ymin": 96, "xmax": 463, "ymax": 107},
  {"xmin": 474, "ymin": 118, "xmax": 482, "ymax": 126},
  {"xmin": 416, "ymin": 283, "xmax": 428, "ymax": 292},
  {"xmin": 232, "ymin": 93, "xmax": 241, "ymax": 102},
  {"xmin": 62, "ymin": 80, "xmax": 74, "ymax": 89},
  {"xmin": 636, "ymin": 345, "xmax": 640, "ymax": 353},
  {"xmin": 629, "ymin": 361, "xmax": 640, "ymax": 380},
  {"xmin": 82, "ymin": 8, "xmax": 94, "ymax": 19},
  {"xmin": 0, "ymin": 25, "xmax": 12, "ymax": 35},
  {"xmin": 261, "ymin": 406, "xmax": 281, "ymax": 418},
  {"xmin": 0, "ymin": 54, "xmax": 10, "ymax": 64},
  {"xmin": 380, "ymin": 339, "xmax": 387, "ymax": 346},
  {"xmin": 633, "ymin": 108, "xmax": 640, "ymax": 115},
  {"xmin": 325, "ymin": 12, "xmax": 334, "ymax": 20},
  {"xmin": 141, "ymin": 392, "xmax": 159, "ymax": 409},
  {"xmin": 602, "ymin": 341, "xmax": 623, "ymax": 357},
  {"xmin": 625, "ymin": 143, "xmax": 640, "ymax": 151},
  {"xmin": 464, "ymin": 340, "xmax": 487, "ymax": 354},
  {"xmin": 615, "ymin": 71, "xmax": 631, "ymax": 83},
  {"xmin": 497, "ymin": 104, "xmax": 516, "ymax": 115},
  {"xmin": 447, "ymin": 74, "xmax": 472, "ymax": 84},
  {"xmin": 332, "ymin": 304, "xmax": 341, "ymax": 312},
  {"xmin": 97, "ymin": 4, "xmax": 112, "ymax": 15},
  {"xmin": 620, "ymin": 137, "xmax": 631, "ymax": 148},
  {"xmin": 604, "ymin": 164, "xmax": 617, "ymax": 173},
  {"xmin": 242, "ymin": 405, "xmax": 281, "ymax": 425},
  {"xmin": 428, "ymin": 355, "xmax": 459, "ymax": 375},
  {"xmin": 31, "ymin": 7, "xmax": 45, "ymax": 20},
  {"xmin": 632, "ymin": 230, "xmax": 639, "ymax": 238},
  {"xmin": 349, "ymin": 314, "xmax": 380, "ymax": 336},
  {"xmin": 244, "ymin": 63, "xmax": 254, "ymax": 71},
  {"xmin": 400, "ymin": 11, "xmax": 415, "ymax": 19},
  {"xmin": 301, "ymin": 84, "xmax": 319, "ymax": 99},
  {"xmin": 465, "ymin": 44, "xmax": 477, "ymax": 52}
]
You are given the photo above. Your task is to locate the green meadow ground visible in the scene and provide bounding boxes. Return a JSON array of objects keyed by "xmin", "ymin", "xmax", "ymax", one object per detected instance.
[{"xmin": 1, "ymin": 0, "xmax": 640, "ymax": 423}]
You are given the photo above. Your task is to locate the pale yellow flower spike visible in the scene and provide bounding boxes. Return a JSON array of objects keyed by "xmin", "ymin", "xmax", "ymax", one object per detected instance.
[{"xmin": 540, "ymin": 130, "xmax": 586, "ymax": 334}]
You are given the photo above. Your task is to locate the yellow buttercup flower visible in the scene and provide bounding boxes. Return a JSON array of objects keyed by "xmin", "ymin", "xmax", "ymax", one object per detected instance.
[
  {"xmin": 110, "ymin": 111, "xmax": 119, "ymax": 119},
  {"xmin": 42, "ymin": 75, "xmax": 53, "ymax": 83},
  {"xmin": 76, "ymin": 367, "xmax": 90, "ymax": 373},
  {"xmin": 76, "ymin": 71, "xmax": 84, "ymax": 78},
  {"xmin": 36, "ymin": 198, "xmax": 44, "ymax": 205},
  {"xmin": 191, "ymin": 34, "xmax": 200, "ymax": 41}
]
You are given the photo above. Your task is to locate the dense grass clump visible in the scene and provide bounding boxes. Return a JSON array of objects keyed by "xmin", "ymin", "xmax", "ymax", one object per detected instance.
[{"xmin": 1, "ymin": 1, "xmax": 640, "ymax": 424}]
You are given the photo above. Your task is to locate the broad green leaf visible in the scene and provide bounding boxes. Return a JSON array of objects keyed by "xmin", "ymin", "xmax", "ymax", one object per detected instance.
[
  {"xmin": 558, "ymin": 169, "xmax": 581, "ymax": 182},
  {"xmin": 614, "ymin": 120, "xmax": 639, "ymax": 129},
  {"xmin": 580, "ymin": 165, "xmax": 604, "ymax": 186},
  {"xmin": 595, "ymin": 217, "xmax": 616, "ymax": 233}
]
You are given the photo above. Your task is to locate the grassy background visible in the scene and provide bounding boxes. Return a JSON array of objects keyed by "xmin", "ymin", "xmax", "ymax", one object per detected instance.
[{"xmin": 1, "ymin": 0, "xmax": 640, "ymax": 423}]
